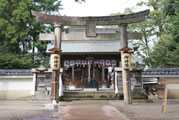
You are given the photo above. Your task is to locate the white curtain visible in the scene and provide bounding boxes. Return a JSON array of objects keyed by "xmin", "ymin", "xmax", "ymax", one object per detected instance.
[
  {"xmin": 59, "ymin": 73, "xmax": 63, "ymax": 97},
  {"xmin": 115, "ymin": 72, "xmax": 119, "ymax": 94}
]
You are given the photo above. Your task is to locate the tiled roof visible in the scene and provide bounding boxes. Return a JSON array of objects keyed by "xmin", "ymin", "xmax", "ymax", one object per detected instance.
[
  {"xmin": 143, "ymin": 68, "xmax": 179, "ymax": 75},
  {"xmin": 2, "ymin": 68, "xmax": 179, "ymax": 76},
  {"xmin": 0, "ymin": 69, "xmax": 33, "ymax": 76}
]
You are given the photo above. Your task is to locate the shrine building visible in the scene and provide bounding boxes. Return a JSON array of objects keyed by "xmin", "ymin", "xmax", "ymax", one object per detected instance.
[{"xmin": 47, "ymin": 28, "xmax": 140, "ymax": 91}]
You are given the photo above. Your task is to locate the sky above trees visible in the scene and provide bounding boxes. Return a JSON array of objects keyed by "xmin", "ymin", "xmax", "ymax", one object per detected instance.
[{"xmin": 60, "ymin": 0, "xmax": 148, "ymax": 16}]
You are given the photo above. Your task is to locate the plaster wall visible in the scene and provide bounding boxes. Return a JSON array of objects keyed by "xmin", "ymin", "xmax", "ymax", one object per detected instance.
[
  {"xmin": 165, "ymin": 77, "xmax": 179, "ymax": 99},
  {"xmin": 0, "ymin": 77, "xmax": 33, "ymax": 99}
]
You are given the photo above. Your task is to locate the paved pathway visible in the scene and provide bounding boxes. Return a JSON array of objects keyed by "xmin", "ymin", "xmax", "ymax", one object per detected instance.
[{"xmin": 52, "ymin": 100, "xmax": 129, "ymax": 120}]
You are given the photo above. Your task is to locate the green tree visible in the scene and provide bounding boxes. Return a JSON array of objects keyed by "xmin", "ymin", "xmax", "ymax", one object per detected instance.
[
  {"xmin": 129, "ymin": 0, "xmax": 165, "ymax": 67},
  {"xmin": 162, "ymin": 0, "xmax": 179, "ymax": 43},
  {"xmin": 0, "ymin": 0, "xmax": 62, "ymax": 68},
  {"xmin": 0, "ymin": 46, "xmax": 32, "ymax": 69},
  {"xmin": 147, "ymin": 0, "xmax": 179, "ymax": 68},
  {"xmin": 147, "ymin": 34, "xmax": 179, "ymax": 67}
]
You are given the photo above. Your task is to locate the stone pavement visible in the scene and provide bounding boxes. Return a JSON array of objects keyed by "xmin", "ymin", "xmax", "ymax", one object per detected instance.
[{"xmin": 52, "ymin": 100, "xmax": 128, "ymax": 120}]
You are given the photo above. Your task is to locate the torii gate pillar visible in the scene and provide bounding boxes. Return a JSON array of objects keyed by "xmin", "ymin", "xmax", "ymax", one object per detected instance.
[
  {"xmin": 51, "ymin": 25, "xmax": 62, "ymax": 102},
  {"xmin": 120, "ymin": 24, "xmax": 132, "ymax": 104},
  {"xmin": 54, "ymin": 25, "xmax": 62, "ymax": 49}
]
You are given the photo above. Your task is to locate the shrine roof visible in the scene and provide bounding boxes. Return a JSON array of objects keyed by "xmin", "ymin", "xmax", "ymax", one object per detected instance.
[
  {"xmin": 0, "ymin": 69, "xmax": 32, "ymax": 76},
  {"xmin": 143, "ymin": 68, "xmax": 179, "ymax": 76}
]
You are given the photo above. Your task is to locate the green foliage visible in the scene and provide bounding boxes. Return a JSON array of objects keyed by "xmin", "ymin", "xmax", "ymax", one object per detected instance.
[
  {"xmin": 147, "ymin": 0, "xmax": 179, "ymax": 68},
  {"xmin": 0, "ymin": 0, "xmax": 62, "ymax": 69},
  {"xmin": 147, "ymin": 34, "xmax": 179, "ymax": 68},
  {"xmin": 33, "ymin": 53, "xmax": 50, "ymax": 68},
  {"xmin": 162, "ymin": 0, "xmax": 179, "ymax": 43},
  {"xmin": 0, "ymin": 47, "xmax": 32, "ymax": 69}
]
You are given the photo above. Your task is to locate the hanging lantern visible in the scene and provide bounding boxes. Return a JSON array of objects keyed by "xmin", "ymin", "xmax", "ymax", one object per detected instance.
[
  {"xmin": 106, "ymin": 60, "xmax": 111, "ymax": 66},
  {"xmin": 111, "ymin": 60, "xmax": 117, "ymax": 66},
  {"xmin": 70, "ymin": 60, "xmax": 75, "ymax": 66},
  {"xmin": 76, "ymin": 60, "xmax": 81, "ymax": 66},
  {"xmin": 94, "ymin": 60, "xmax": 99, "ymax": 64},
  {"xmin": 82, "ymin": 60, "xmax": 87, "ymax": 67},
  {"xmin": 50, "ymin": 54, "xmax": 60, "ymax": 70},
  {"xmin": 64, "ymin": 60, "xmax": 70, "ymax": 67},
  {"xmin": 100, "ymin": 60, "xmax": 105, "ymax": 66},
  {"xmin": 122, "ymin": 53, "xmax": 131, "ymax": 69}
]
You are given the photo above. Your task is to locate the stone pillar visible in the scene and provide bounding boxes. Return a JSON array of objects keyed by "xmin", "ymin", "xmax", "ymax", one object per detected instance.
[
  {"xmin": 54, "ymin": 25, "xmax": 62, "ymax": 49},
  {"xmin": 51, "ymin": 25, "xmax": 62, "ymax": 102},
  {"xmin": 120, "ymin": 24, "xmax": 132, "ymax": 104},
  {"xmin": 31, "ymin": 73, "xmax": 37, "ymax": 95}
]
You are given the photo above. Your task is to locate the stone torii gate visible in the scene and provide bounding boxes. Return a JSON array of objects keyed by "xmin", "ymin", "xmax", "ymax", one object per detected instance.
[{"xmin": 32, "ymin": 10, "xmax": 149, "ymax": 104}]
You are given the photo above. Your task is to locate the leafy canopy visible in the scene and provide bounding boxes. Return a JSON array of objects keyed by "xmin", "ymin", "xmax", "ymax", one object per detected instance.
[{"xmin": 0, "ymin": 0, "xmax": 62, "ymax": 69}]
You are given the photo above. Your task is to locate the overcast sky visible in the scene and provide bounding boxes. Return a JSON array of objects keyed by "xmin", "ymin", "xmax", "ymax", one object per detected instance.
[{"xmin": 60, "ymin": 0, "xmax": 148, "ymax": 16}]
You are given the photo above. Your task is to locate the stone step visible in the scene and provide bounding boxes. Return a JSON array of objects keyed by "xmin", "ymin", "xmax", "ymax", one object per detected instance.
[
  {"xmin": 60, "ymin": 91, "xmax": 123, "ymax": 101},
  {"xmin": 60, "ymin": 97, "xmax": 118, "ymax": 101},
  {"xmin": 31, "ymin": 94, "xmax": 51, "ymax": 102},
  {"xmin": 63, "ymin": 91, "xmax": 119, "ymax": 96}
]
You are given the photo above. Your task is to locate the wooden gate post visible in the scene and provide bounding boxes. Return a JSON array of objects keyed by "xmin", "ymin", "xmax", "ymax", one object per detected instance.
[{"xmin": 162, "ymin": 84, "xmax": 168, "ymax": 113}]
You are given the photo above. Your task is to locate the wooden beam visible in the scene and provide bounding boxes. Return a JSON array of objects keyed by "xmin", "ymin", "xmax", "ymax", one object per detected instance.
[
  {"xmin": 81, "ymin": 67, "xmax": 84, "ymax": 90},
  {"xmin": 143, "ymin": 75, "xmax": 179, "ymax": 78},
  {"xmin": 93, "ymin": 65, "xmax": 95, "ymax": 78},
  {"xmin": 158, "ymin": 81, "xmax": 179, "ymax": 85},
  {"xmin": 72, "ymin": 65, "xmax": 75, "ymax": 84},
  {"xmin": 31, "ymin": 10, "xmax": 150, "ymax": 26},
  {"xmin": 102, "ymin": 66, "xmax": 105, "ymax": 86},
  {"xmin": 88, "ymin": 63, "xmax": 91, "ymax": 82}
]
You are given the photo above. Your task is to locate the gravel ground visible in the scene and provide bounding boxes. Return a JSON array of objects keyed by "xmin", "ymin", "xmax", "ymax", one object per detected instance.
[
  {"xmin": 0, "ymin": 100, "xmax": 50, "ymax": 120},
  {"xmin": 109, "ymin": 99, "xmax": 179, "ymax": 120},
  {"xmin": 1, "ymin": 99, "xmax": 179, "ymax": 120}
]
